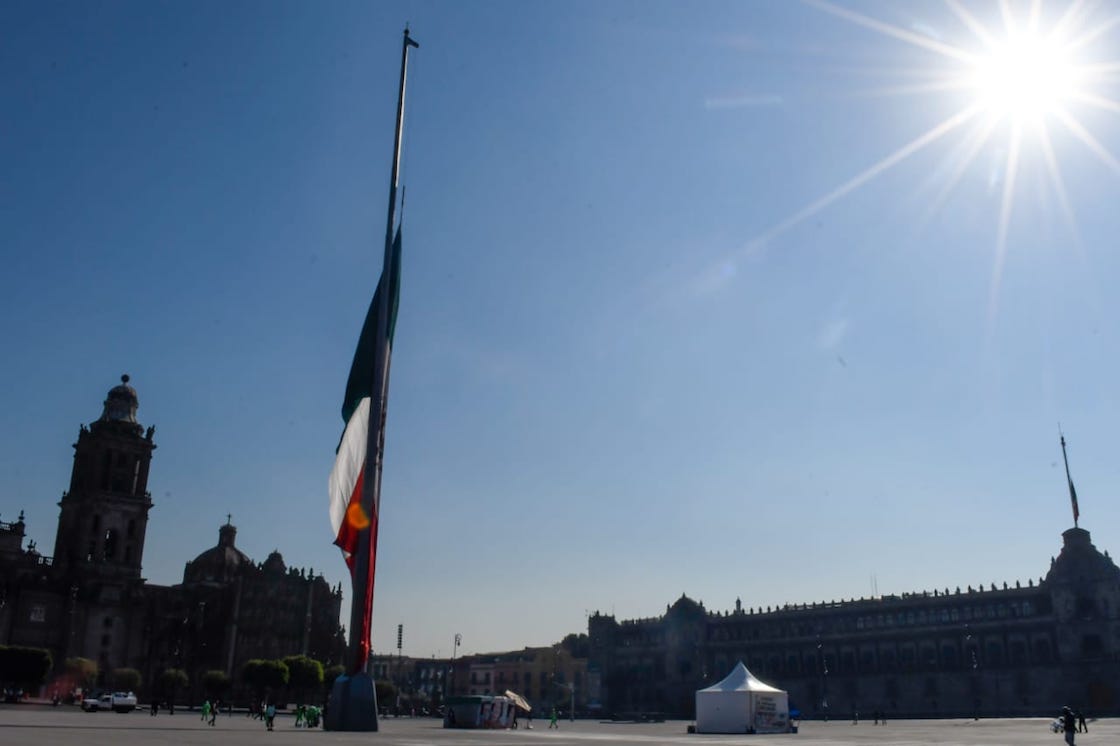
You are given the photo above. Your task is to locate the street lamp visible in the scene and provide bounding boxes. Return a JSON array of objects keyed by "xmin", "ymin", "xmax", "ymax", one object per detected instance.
[
  {"xmin": 964, "ymin": 625, "xmax": 979, "ymax": 720},
  {"xmin": 449, "ymin": 634, "xmax": 461, "ymax": 698},
  {"xmin": 817, "ymin": 637, "xmax": 829, "ymax": 721},
  {"xmin": 554, "ymin": 680, "xmax": 575, "ymax": 722}
]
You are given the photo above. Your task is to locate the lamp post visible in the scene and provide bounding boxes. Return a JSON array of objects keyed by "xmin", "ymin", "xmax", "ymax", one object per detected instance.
[
  {"xmin": 554, "ymin": 680, "xmax": 575, "ymax": 722},
  {"xmin": 964, "ymin": 625, "xmax": 979, "ymax": 720},
  {"xmin": 817, "ymin": 636, "xmax": 829, "ymax": 721},
  {"xmin": 449, "ymin": 634, "xmax": 460, "ymax": 698}
]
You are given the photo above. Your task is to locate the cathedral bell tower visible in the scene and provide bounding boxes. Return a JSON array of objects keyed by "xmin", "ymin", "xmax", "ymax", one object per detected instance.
[{"xmin": 52, "ymin": 375, "xmax": 156, "ymax": 578}]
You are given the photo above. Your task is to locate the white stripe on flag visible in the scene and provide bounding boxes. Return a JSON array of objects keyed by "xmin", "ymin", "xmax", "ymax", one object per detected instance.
[{"xmin": 329, "ymin": 396, "xmax": 370, "ymax": 557}]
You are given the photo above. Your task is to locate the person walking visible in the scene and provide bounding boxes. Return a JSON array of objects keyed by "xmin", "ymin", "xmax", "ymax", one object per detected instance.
[
  {"xmin": 1061, "ymin": 706, "xmax": 1077, "ymax": 745},
  {"xmin": 201, "ymin": 699, "xmax": 211, "ymax": 723},
  {"xmin": 208, "ymin": 700, "xmax": 217, "ymax": 727},
  {"xmin": 265, "ymin": 702, "xmax": 276, "ymax": 731},
  {"xmin": 1077, "ymin": 709, "xmax": 1087, "ymax": 733},
  {"xmin": 549, "ymin": 706, "xmax": 559, "ymax": 729}
]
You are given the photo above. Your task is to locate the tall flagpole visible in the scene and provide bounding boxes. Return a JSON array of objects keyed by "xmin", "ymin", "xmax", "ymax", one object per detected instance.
[{"xmin": 348, "ymin": 25, "xmax": 419, "ymax": 676}]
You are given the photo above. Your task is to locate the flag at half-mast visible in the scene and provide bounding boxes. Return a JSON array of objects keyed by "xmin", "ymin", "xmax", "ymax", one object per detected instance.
[
  {"xmin": 1069, "ymin": 476, "xmax": 1080, "ymax": 525},
  {"xmin": 328, "ymin": 227, "xmax": 402, "ymax": 570}
]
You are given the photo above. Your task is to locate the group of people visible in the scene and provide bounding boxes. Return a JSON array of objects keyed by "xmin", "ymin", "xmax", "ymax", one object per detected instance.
[
  {"xmin": 293, "ymin": 703, "xmax": 323, "ymax": 728},
  {"xmin": 247, "ymin": 700, "xmax": 320, "ymax": 731},
  {"xmin": 850, "ymin": 709, "xmax": 887, "ymax": 725},
  {"xmin": 199, "ymin": 699, "xmax": 220, "ymax": 726},
  {"xmin": 1059, "ymin": 706, "xmax": 1088, "ymax": 744},
  {"xmin": 143, "ymin": 698, "xmax": 322, "ymax": 730}
]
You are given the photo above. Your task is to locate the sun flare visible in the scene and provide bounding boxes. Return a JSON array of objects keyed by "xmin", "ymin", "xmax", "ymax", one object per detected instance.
[
  {"xmin": 761, "ymin": 2, "xmax": 1120, "ymax": 265},
  {"xmin": 969, "ymin": 32, "xmax": 1080, "ymax": 122},
  {"xmin": 740, "ymin": 1, "xmax": 1120, "ymax": 332}
]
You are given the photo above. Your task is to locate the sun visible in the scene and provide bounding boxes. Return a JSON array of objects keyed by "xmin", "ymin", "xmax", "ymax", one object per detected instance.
[
  {"xmin": 969, "ymin": 31, "xmax": 1080, "ymax": 123},
  {"xmin": 750, "ymin": 1, "xmax": 1120, "ymax": 252},
  {"xmin": 736, "ymin": 1, "xmax": 1120, "ymax": 329}
]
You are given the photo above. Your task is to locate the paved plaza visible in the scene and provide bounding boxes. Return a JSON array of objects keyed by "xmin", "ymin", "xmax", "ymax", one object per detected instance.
[{"xmin": 0, "ymin": 707, "xmax": 1113, "ymax": 746}]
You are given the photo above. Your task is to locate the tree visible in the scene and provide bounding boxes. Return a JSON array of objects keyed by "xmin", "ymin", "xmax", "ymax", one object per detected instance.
[
  {"xmin": 241, "ymin": 660, "xmax": 266, "ymax": 703},
  {"xmin": 159, "ymin": 668, "xmax": 189, "ymax": 704},
  {"xmin": 0, "ymin": 646, "xmax": 52, "ymax": 690},
  {"xmin": 282, "ymin": 655, "xmax": 323, "ymax": 704},
  {"xmin": 261, "ymin": 659, "xmax": 290, "ymax": 692},
  {"xmin": 560, "ymin": 633, "xmax": 590, "ymax": 659},
  {"xmin": 202, "ymin": 670, "xmax": 230, "ymax": 700},
  {"xmin": 374, "ymin": 679, "xmax": 397, "ymax": 710},
  {"xmin": 323, "ymin": 664, "xmax": 345, "ymax": 694},
  {"xmin": 64, "ymin": 657, "xmax": 98, "ymax": 692},
  {"xmin": 111, "ymin": 667, "xmax": 142, "ymax": 692},
  {"xmin": 242, "ymin": 659, "xmax": 289, "ymax": 703}
]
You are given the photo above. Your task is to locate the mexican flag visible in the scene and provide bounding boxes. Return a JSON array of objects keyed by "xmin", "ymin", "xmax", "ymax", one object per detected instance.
[{"xmin": 329, "ymin": 227, "xmax": 402, "ymax": 571}]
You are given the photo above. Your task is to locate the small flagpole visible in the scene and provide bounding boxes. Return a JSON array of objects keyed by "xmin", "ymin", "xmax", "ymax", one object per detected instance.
[
  {"xmin": 1059, "ymin": 428, "xmax": 1079, "ymax": 528},
  {"xmin": 348, "ymin": 25, "xmax": 419, "ymax": 677}
]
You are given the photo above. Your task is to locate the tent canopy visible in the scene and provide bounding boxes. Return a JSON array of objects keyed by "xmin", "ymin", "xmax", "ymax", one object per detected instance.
[
  {"xmin": 699, "ymin": 661, "xmax": 783, "ymax": 694},
  {"xmin": 504, "ymin": 690, "xmax": 531, "ymax": 712},
  {"xmin": 695, "ymin": 661, "xmax": 790, "ymax": 734}
]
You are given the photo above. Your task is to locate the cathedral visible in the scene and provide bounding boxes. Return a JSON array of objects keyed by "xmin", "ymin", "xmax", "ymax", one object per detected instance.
[{"xmin": 0, "ymin": 376, "xmax": 344, "ymax": 694}]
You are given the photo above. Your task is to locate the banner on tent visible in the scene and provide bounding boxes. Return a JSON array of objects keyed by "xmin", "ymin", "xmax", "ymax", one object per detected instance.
[{"xmin": 753, "ymin": 693, "xmax": 789, "ymax": 734}]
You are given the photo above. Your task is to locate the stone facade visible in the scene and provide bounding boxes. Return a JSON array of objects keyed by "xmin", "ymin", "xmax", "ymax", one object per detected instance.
[
  {"xmin": 0, "ymin": 377, "xmax": 345, "ymax": 698},
  {"xmin": 588, "ymin": 527, "xmax": 1120, "ymax": 719},
  {"xmin": 372, "ymin": 645, "xmax": 589, "ymax": 713}
]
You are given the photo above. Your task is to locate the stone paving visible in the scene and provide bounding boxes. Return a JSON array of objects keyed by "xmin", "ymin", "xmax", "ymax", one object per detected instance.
[{"xmin": 0, "ymin": 706, "xmax": 1113, "ymax": 746}]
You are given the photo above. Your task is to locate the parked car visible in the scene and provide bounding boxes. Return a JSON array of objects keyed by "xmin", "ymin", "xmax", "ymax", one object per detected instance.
[
  {"xmin": 81, "ymin": 694, "xmax": 111, "ymax": 712},
  {"xmin": 110, "ymin": 692, "xmax": 137, "ymax": 713}
]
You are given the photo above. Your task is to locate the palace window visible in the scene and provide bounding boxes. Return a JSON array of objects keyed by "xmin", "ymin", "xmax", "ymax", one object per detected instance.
[{"xmin": 1081, "ymin": 635, "xmax": 1103, "ymax": 656}]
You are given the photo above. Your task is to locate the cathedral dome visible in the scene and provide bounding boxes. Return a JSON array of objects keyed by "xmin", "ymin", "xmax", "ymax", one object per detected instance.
[
  {"xmin": 100, "ymin": 374, "xmax": 140, "ymax": 424},
  {"xmin": 263, "ymin": 550, "xmax": 287, "ymax": 575},
  {"xmin": 183, "ymin": 523, "xmax": 250, "ymax": 585}
]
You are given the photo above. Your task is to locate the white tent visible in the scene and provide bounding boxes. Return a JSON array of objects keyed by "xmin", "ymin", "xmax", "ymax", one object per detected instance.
[{"xmin": 695, "ymin": 661, "xmax": 790, "ymax": 734}]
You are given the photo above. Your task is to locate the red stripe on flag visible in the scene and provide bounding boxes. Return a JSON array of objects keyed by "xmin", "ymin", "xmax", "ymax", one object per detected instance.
[
  {"xmin": 334, "ymin": 465, "xmax": 366, "ymax": 573},
  {"xmin": 357, "ymin": 515, "xmax": 379, "ymax": 669}
]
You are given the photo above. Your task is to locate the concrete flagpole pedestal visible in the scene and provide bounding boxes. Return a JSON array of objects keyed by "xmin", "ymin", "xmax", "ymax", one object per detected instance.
[{"xmin": 325, "ymin": 672, "xmax": 379, "ymax": 731}]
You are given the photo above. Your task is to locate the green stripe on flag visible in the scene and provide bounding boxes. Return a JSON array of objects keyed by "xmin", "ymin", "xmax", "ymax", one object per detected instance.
[{"xmin": 342, "ymin": 227, "xmax": 402, "ymax": 424}]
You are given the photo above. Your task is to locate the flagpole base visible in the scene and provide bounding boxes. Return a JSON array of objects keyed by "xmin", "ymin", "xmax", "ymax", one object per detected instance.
[{"xmin": 325, "ymin": 672, "xmax": 379, "ymax": 732}]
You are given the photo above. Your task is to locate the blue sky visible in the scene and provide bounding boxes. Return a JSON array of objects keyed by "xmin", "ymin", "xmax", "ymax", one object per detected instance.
[{"xmin": 4, "ymin": 0, "xmax": 1120, "ymax": 659}]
